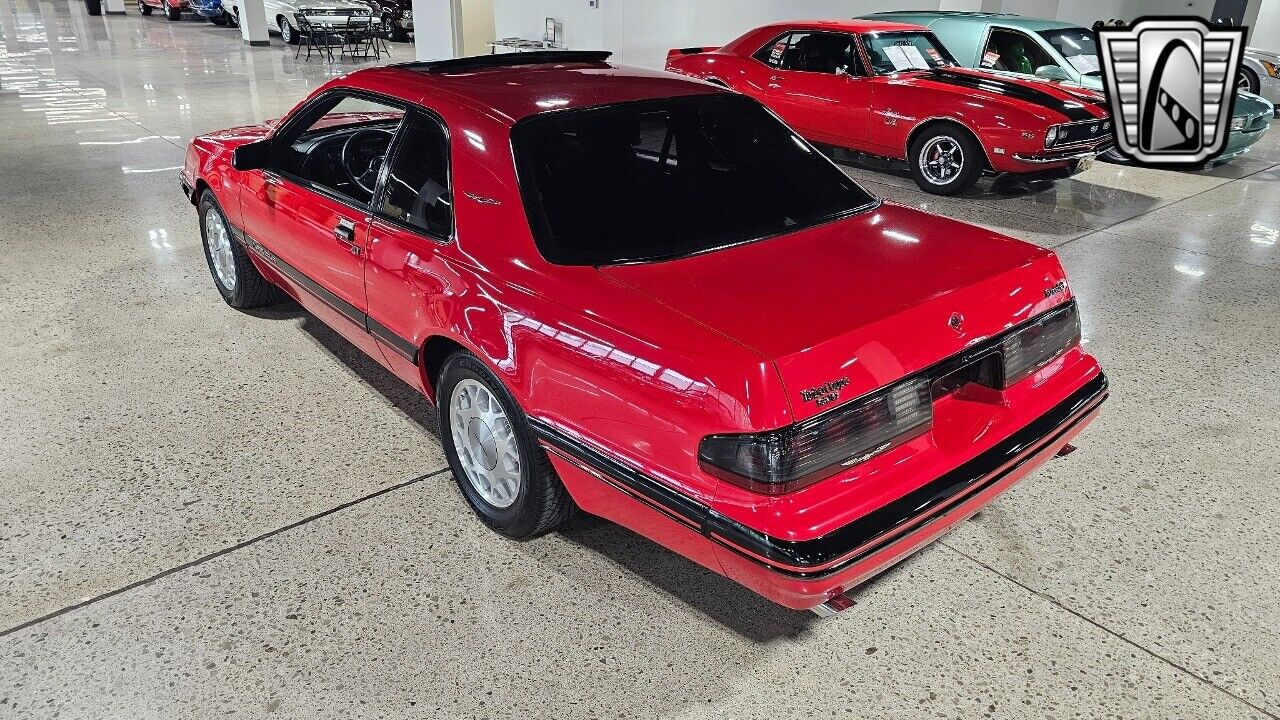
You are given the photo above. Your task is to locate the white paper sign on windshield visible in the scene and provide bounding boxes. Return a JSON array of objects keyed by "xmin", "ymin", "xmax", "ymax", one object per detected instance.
[
  {"xmin": 884, "ymin": 45, "xmax": 931, "ymax": 71},
  {"xmin": 1065, "ymin": 54, "xmax": 1100, "ymax": 74}
]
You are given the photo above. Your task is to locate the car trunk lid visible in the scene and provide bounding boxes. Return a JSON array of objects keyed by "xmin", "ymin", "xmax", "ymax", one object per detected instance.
[{"xmin": 599, "ymin": 202, "xmax": 1071, "ymax": 423}]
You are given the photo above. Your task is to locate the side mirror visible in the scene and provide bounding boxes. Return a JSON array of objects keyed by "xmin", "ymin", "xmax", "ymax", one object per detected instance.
[
  {"xmin": 1034, "ymin": 65, "xmax": 1071, "ymax": 81},
  {"xmin": 232, "ymin": 139, "xmax": 271, "ymax": 171}
]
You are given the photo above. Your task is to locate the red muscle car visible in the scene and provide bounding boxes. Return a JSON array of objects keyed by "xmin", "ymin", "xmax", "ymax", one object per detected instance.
[
  {"xmin": 181, "ymin": 52, "xmax": 1107, "ymax": 614},
  {"xmin": 667, "ymin": 20, "xmax": 1114, "ymax": 195}
]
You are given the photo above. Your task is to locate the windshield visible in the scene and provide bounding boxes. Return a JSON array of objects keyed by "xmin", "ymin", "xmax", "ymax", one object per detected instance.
[
  {"xmin": 512, "ymin": 94, "xmax": 876, "ymax": 266},
  {"xmin": 862, "ymin": 31, "xmax": 956, "ymax": 74},
  {"xmin": 1039, "ymin": 28, "xmax": 1100, "ymax": 76}
]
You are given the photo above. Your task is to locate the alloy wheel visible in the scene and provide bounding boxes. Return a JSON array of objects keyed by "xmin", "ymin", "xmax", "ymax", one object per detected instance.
[
  {"xmin": 450, "ymin": 378, "xmax": 522, "ymax": 509},
  {"xmin": 920, "ymin": 135, "xmax": 964, "ymax": 185},
  {"xmin": 204, "ymin": 206, "xmax": 237, "ymax": 292}
]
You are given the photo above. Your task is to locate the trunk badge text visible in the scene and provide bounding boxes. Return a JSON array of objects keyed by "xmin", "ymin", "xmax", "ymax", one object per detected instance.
[
  {"xmin": 1044, "ymin": 280, "xmax": 1068, "ymax": 299},
  {"xmin": 801, "ymin": 377, "xmax": 850, "ymax": 408}
]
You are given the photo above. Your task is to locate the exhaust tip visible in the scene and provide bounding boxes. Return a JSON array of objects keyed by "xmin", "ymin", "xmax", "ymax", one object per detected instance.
[{"xmin": 811, "ymin": 592, "xmax": 856, "ymax": 617}]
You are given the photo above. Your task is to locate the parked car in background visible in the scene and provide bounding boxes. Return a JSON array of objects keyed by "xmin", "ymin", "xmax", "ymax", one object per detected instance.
[
  {"xmin": 1242, "ymin": 47, "xmax": 1280, "ymax": 110},
  {"xmin": 866, "ymin": 11, "xmax": 1275, "ymax": 165},
  {"xmin": 137, "ymin": 0, "xmax": 188, "ymax": 21},
  {"xmin": 229, "ymin": 0, "xmax": 374, "ymax": 44},
  {"xmin": 666, "ymin": 20, "xmax": 1113, "ymax": 195},
  {"xmin": 191, "ymin": 0, "xmax": 232, "ymax": 25},
  {"xmin": 180, "ymin": 52, "xmax": 1107, "ymax": 614},
  {"xmin": 361, "ymin": 0, "xmax": 411, "ymax": 41}
]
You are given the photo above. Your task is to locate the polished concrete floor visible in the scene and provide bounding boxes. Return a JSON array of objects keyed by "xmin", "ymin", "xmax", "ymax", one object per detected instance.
[{"xmin": 1, "ymin": 2, "xmax": 1278, "ymax": 718}]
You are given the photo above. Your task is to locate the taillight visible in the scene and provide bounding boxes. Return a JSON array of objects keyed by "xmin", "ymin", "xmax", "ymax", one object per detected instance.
[
  {"xmin": 1001, "ymin": 301, "xmax": 1081, "ymax": 387},
  {"xmin": 698, "ymin": 378, "xmax": 933, "ymax": 495}
]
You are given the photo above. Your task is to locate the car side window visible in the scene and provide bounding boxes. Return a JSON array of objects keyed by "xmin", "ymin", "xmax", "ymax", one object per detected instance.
[
  {"xmin": 777, "ymin": 32, "xmax": 860, "ymax": 75},
  {"xmin": 378, "ymin": 112, "xmax": 452, "ymax": 240},
  {"xmin": 982, "ymin": 28, "xmax": 1058, "ymax": 76},
  {"xmin": 753, "ymin": 33, "xmax": 792, "ymax": 67},
  {"xmin": 272, "ymin": 94, "xmax": 405, "ymax": 207}
]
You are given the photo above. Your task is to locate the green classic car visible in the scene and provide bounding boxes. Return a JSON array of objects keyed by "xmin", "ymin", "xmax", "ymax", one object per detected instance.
[{"xmin": 864, "ymin": 11, "xmax": 1274, "ymax": 165}]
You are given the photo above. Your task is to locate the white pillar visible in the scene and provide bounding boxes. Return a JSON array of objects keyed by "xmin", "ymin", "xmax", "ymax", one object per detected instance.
[
  {"xmin": 411, "ymin": 0, "xmax": 459, "ymax": 61},
  {"xmin": 238, "ymin": 0, "xmax": 270, "ymax": 46},
  {"xmin": 103, "ymin": 0, "xmax": 125, "ymax": 16}
]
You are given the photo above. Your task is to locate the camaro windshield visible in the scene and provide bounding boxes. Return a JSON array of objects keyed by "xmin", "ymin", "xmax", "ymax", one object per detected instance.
[
  {"xmin": 1039, "ymin": 28, "xmax": 1101, "ymax": 76},
  {"xmin": 862, "ymin": 31, "xmax": 956, "ymax": 74},
  {"xmin": 511, "ymin": 94, "xmax": 876, "ymax": 266}
]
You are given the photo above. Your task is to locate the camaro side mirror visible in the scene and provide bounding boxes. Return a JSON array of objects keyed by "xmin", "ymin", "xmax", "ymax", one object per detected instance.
[
  {"xmin": 232, "ymin": 139, "xmax": 271, "ymax": 171},
  {"xmin": 1034, "ymin": 65, "xmax": 1071, "ymax": 82}
]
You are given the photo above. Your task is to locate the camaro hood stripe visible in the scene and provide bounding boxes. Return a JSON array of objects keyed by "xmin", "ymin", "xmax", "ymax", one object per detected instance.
[
  {"xmin": 533, "ymin": 373, "xmax": 1107, "ymax": 579},
  {"xmin": 924, "ymin": 69, "xmax": 1101, "ymax": 121}
]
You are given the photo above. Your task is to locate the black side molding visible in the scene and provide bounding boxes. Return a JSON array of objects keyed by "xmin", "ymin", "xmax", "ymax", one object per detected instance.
[
  {"xmin": 533, "ymin": 373, "xmax": 1108, "ymax": 579},
  {"xmin": 233, "ymin": 225, "xmax": 419, "ymax": 364}
]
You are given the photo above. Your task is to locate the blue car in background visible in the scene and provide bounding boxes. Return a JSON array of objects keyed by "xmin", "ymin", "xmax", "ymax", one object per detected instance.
[{"xmin": 191, "ymin": 0, "xmax": 234, "ymax": 25}]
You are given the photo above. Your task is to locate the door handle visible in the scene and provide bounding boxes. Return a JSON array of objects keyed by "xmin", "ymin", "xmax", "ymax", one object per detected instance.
[{"xmin": 333, "ymin": 218, "xmax": 360, "ymax": 255}]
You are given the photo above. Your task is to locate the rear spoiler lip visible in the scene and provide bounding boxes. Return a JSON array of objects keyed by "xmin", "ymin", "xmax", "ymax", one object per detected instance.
[{"xmin": 671, "ymin": 46, "xmax": 718, "ymax": 55}]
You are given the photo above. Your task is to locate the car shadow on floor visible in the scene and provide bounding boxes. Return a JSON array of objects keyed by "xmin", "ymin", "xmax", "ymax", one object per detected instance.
[
  {"xmin": 245, "ymin": 300, "xmax": 911, "ymax": 640},
  {"xmin": 245, "ymin": 301, "xmax": 440, "ymax": 438}
]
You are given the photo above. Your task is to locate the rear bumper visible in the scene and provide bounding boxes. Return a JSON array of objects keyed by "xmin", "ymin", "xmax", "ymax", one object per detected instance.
[{"xmin": 538, "ymin": 371, "xmax": 1107, "ymax": 611}]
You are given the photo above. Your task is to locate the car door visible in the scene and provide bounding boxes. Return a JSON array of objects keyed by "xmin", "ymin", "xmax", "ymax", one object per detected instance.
[
  {"xmin": 760, "ymin": 31, "xmax": 872, "ymax": 148},
  {"xmin": 238, "ymin": 91, "xmax": 406, "ymax": 354},
  {"xmin": 362, "ymin": 108, "xmax": 454, "ymax": 385}
]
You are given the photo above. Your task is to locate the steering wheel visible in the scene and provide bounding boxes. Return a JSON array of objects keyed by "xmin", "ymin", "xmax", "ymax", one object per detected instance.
[{"xmin": 341, "ymin": 128, "xmax": 394, "ymax": 196}]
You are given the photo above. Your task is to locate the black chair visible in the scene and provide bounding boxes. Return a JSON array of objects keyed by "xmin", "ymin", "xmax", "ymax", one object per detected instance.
[
  {"xmin": 340, "ymin": 14, "xmax": 379, "ymax": 60},
  {"xmin": 294, "ymin": 13, "xmax": 337, "ymax": 61}
]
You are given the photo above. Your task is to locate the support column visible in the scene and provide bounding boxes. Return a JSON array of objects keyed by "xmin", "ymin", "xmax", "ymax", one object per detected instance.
[
  {"xmin": 103, "ymin": 0, "xmax": 126, "ymax": 16},
  {"xmin": 411, "ymin": 0, "xmax": 459, "ymax": 61},
  {"xmin": 238, "ymin": 0, "xmax": 270, "ymax": 46}
]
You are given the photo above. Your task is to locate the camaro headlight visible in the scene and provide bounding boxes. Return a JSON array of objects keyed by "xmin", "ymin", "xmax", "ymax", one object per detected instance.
[
  {"xmin": 1262, "ymin": 60, "xmax": 1279, "ymax": 79},
  {"xmin": 1045, "ymin": 126, "xmax": 1059, "ymax": 147},
  {"xmin": 1231, "ymin": 116, "xmax": 1247, "ymax": 131}
]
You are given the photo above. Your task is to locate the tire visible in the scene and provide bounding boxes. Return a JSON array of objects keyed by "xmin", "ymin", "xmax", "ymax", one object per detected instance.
[
  {"xmin": 908, "ymin": 124, "xmax": 983, "ymax": 196},
  {"xmin": 138, "ymin": 0, "xmax": 153, "ymax": 15},
  {"xmin": 438, "ymin": 351, "xmax": 576, "ymax": 540},
  {"xmin": 198, "ymin": 190, "xmax": 280, "ymax": 309},
  {"xmin": 279, "ymin": 16, "xmax": 297, "ymax": 44},
  {"xmin": 227, "ymin": 7, "xmax": 238, "ymax": 26},
  {"xmin": 1237, "ymin": 67, "xmax": 1260, "ymax": 95},
  {"xmin": 210, "ymin": 14, "xmax": 227, "ymax": 25},
  {"xmin": 164, "ymin": 0, "xmax": 181, "ymax": 20}
]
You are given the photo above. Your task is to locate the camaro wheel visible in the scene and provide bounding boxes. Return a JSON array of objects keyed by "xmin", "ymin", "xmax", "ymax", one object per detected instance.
[
  {"xmin": 279, "ymin": 17, "xmax": 297, "ymax": 44},
  {"xmin": 138, "ymin": 0, "xmax": 152, "ymax": 14},
  {"xmin": 438, "ymin": 351, "xmax": 575, "ymax": 539},
  {"xmin": 198, "ymin": 190, "xmax": 280, "ymax": 309},
  {"xmin": 908, "ymin": 126, "xmax": 983, "ymax": 196}
]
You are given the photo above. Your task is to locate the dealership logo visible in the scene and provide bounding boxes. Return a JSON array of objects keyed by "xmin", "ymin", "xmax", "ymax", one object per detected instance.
[{"xmin": 1097, "ymin": 18, "xmax": 1246, "ymax": 165}]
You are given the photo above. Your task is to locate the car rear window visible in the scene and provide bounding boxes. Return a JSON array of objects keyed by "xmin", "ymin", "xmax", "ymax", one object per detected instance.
[{"xmin": 511, "ymin": 94, "xmax": 876, "ymax": 265}]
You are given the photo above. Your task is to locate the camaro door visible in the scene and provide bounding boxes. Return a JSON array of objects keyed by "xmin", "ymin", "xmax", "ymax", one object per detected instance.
[
  {"xmin": 239, "ymin": 92, "xmax": 406, "ymax": 350},
  {"xmin": 755, "ymin": 31, "xmax": 872, "ymax": 149}
]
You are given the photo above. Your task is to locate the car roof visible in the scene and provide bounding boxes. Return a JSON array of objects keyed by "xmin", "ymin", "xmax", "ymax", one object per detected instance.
[
  {"xmin": 332, "ymin": 55, "xmax": 723, "ymax": 125},
  {"xmin": 755, "ymin": 19, "xmax": 928, "ymax": 34},
  {"xmin": 868, "ymin": 11, "xmax": 1076, "ymax": 32}
]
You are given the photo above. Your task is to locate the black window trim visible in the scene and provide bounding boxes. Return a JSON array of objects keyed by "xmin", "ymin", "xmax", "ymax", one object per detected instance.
[
  {"xmin": 507, "ymin": 93, "xmax": 882, "ymax": 268},
  {"xmin": 368, "ymin": 105, "xmax": 456, "ymax": 246},
  {"xmin": 750, "ymin": 29, "xmax": 867, "ymax": 77},
  {"xmin": 264, "ymin": 87, "xmax": 413, "ymax": 217}
]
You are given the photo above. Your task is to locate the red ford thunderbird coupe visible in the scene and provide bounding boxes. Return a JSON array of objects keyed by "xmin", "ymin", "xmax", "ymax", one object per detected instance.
[
  {"xmin": 667, "ymin": 20, "xmax": 1114, "ymax": 195},
  {"xmin": 181, "ymin": 52, "xmax": 1107, "ymax": 614}
]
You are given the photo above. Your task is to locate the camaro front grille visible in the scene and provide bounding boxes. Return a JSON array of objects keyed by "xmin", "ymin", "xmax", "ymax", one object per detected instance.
[{"xmin": 1053, "ymin": 119, "xmax": 1110, "ymax": 147}]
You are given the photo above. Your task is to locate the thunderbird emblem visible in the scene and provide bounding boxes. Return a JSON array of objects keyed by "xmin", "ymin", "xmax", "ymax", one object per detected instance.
[{"xmin": 1097, "ymin": 18, "xmax": 1246, "ymax": 165}]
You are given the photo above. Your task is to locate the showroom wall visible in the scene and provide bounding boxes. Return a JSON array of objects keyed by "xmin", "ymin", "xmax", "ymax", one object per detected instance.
[
  {"xmin": 490, "ymin": 0, "xmax": 1269, "ymax": 68},
  {"xmin": 1254, "ymin": 0, "xmax": 1280, "ymax": 51}
]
